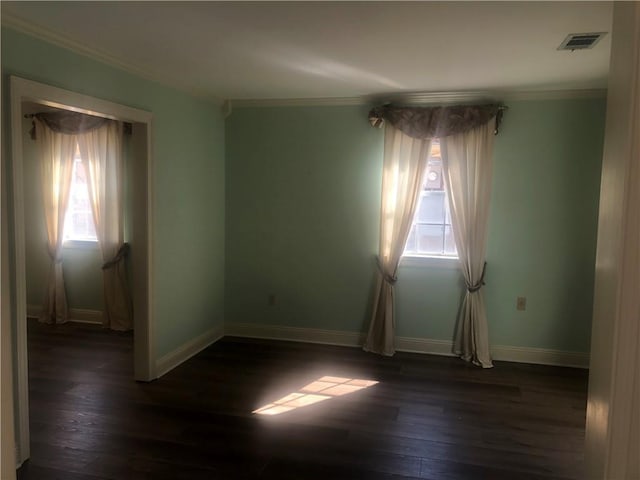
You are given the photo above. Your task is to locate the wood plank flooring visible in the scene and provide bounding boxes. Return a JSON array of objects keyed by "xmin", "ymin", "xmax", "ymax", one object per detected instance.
[{"xmin": 18, "ymin": 320, "xmax": 589, "ymax": 479}]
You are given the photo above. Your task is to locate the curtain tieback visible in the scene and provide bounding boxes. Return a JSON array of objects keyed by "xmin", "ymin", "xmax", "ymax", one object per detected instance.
[
  {"xmin": 102, "ymin": 243, "xmax": 130, "ymax": 270},
  {"xmin": 48, "ymin": 247, "xmax": 63, "ymax": 264},
  {"xmin": 466, "ymin": 262, "xmax": 487, "ymax": 293},
  {"xmin": 377, "ymin": 257, "xmax": 398, "ymax": 286}
]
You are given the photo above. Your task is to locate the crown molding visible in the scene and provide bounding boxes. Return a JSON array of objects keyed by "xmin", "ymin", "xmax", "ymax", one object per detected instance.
[
  {"xmin": 230, "ymin": 88, "xmax": 607, "ymax": 108},
  {"xmin": 229, "ymin": 96, "xmax": 370, "ymax": 108},
  {"xmin": 386, "ymin": 88, "xmax": 608, "ymax": 104},
  {"xmin": 501, "ymin": 88, "xmax": 607, "ymax": 101},
  {"xmin": 1, "ymin": 14, "xmax": 223, "ymax": 106}
]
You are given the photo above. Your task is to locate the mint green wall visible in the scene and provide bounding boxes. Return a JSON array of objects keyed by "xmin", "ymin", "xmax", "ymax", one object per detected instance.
[
  {"xmin": 485, "ymin": 99, "xmax": 605, "ymax": 351},
  {"xmin": 226, "ymin": 99, "xmax": 605, "ymax": 353},
  {"xmin": 2, "ymin": 27, "xmax": 225, "ymax": 357},
  {"xmin": 226, "ymin": 106, "xmax": 382, "ymax": 333}
]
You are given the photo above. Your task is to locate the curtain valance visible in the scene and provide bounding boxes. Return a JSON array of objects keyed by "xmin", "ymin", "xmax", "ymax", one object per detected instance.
[
  {"xmin": 37, "ymin": 111, "xmax": 111, "ymax": 134},
  {"xmin": 368, "ymin": 104, "xmax": 505, "ymax": 139},
  {"xmin": 30, "ymin": 111, "xmax": 117, "ymax": 139}
]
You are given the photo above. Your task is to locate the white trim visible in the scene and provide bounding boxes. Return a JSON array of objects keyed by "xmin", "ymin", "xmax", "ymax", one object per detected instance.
[
  {"xmin": 26, "ymin": 305, "xmax": 102, "ymax": 325},
  {"xmin": 507, "ymin": 89, "xmax": 606, "ymax": 101},
  {"xmin": 223, "ymin": 322, "xmax": 590, "ymax": 368},
  {"xmin": 155, "ymin": 325, "xmax": 224, "ymax": 379},
  {"xmin": 490, "ymin": 344, "xmax": 590, "ymax": 369},
  {"xmin": 142, "ymin": 119, "xmax": 156, "ymax": 382},
  {"xmin": 62, "ymin": 239, "xmax": 100, "ymax": 250},
  {"xmin": 1, "ymin": 14, "xmax": 222, "ymax": 106},
  {"xmin": 388, "ymin": 88, "xmax": 608, "ymax": 104},
  {"xmin": 2, "ymin": 14, "xmax": 150, "ymax": 83},
  {"xmin": 0, "ymin": 59, "xmax": 17, "ymax": 477},
  {"xmin": 395, "ymin": 336, "xmax": 456, "ymax": 356},
  {"xmin": 229, "ymin": 97, "xmax": 371, "ymax": 108},
  {"xmin": 230, "ymin": 88, "xmax": 608, "ymax": 108},
  {"xmin": 9, "ymin": 76, "xmax": 156, "ymax": 465},
  {"xmin": 585, "ymin": 4, "xmax": 640, "ymax": 477},
  {"xmin": 10, "ymin": 76, "xmax": 31, "ymax": 464},
  {"xmin": 11, "ymin": 77, "xmax": 153, "ymax": 124},
  {"xmin": 400, "ymin": 255, "xmax": 460, "ymax": 269},
  {"xmin": 64, "ymin": 309, "xmax": 101, "ymax": 325},
  {"xmin": 225, "ymin": 322, "xmax": 365, "ymax": 347}
]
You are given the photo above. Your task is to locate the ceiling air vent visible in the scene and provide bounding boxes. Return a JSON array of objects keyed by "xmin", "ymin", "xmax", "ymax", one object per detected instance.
[{"xmin": 558, "ymin": 32, "xmax": 607, "ymax": 51}]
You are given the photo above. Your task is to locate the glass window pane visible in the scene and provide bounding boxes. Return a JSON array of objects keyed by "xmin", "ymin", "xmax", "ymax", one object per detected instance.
[
  {"xmin": 417, "ymin": 191, "xmax": 445, "ymax": 224},
  {"xmin": 444, "ymin": 226, "xmax": 457, "ymax": 255},
  {"xmin": 64, "ymin": 153, "xmax": 97, "ymax": 242},
  {"xmin": 416, "ymin": 224, "xmax": 444, "ymax": 254},
  {"xmin": 404, "ymin": 226, "xmax": 417, "ymax": 253}
]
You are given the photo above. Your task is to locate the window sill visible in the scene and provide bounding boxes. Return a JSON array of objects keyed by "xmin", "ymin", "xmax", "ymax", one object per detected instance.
[
  {"xmin": 63, "ymin": 240, "xmax": 99, "ymax": 250},
  {"xmin": 400, "ymin": 254, "xmax": 459, "ymax": 269}
]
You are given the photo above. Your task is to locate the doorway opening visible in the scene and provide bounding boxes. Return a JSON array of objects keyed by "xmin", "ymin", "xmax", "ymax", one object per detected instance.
[{"xmin": 9, "ymin": 76, "xmax": 155, "ymax": 465}]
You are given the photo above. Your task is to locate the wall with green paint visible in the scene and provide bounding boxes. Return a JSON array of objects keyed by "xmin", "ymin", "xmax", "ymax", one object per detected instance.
[
  {"xmin": 226, "ymin": 106, "xmax": 382, "ymax": 333},
  {"xmin": 2, "ymin": 27, "xmax": 225, "ymax": 357},
  {"xmin": 484, "ymin": 99, "xmax": 605, "ymax": 351},
  {"xmin": 225, "ymin": 99, "xmax": 606, "ymax": 353}
]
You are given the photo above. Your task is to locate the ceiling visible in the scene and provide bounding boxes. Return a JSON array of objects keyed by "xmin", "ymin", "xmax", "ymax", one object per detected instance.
[{"xmin": 2, "ymin": 2, "xmax": 613, "ymax": 102}]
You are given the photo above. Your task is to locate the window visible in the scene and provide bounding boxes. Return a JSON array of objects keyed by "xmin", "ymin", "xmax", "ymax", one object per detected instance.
[
  {"xmin": 63, "ymin": 145, "xmax": 97, "ymax": 242},
  {"xmin": 404, "ymin": 140, "xmax": 457, "ymax": 257}
]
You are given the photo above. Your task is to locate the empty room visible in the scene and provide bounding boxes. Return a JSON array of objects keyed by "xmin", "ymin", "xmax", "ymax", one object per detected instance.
[{"xmin": 1, "ymin": 2, "xmax": 639, "ymax": 480}]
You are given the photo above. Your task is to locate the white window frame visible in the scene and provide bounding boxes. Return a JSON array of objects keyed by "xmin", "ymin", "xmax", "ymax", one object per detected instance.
[{"xmin": 403, "ymin": 140, "xmax": 458, "ymax": 266}]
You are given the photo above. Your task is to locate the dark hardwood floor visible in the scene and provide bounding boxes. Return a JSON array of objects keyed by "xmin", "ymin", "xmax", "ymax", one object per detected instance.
[{"xmin": 18, "ymin": 320, "xmax": 589, "ymax": 479}]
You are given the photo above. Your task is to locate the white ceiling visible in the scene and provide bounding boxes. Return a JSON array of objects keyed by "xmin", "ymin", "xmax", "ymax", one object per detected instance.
[{"xmin": 2, "ymin": 2, "xmax": 613, "ymax": 102}]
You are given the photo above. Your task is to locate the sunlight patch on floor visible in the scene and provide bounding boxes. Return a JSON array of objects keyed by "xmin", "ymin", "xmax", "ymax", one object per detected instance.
[{"xmin": 253, "ymin": 376, "xmax": 378, "ymax": 415}]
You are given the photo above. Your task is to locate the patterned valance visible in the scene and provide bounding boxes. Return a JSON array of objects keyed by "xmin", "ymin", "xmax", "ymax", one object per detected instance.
[
  {"xmin": 29, "ymin": 110, "xmax": 128, "ymax": 140},
  {"xmin": 368, "ymin": 104, "xmax": 505, "ymax": 138},
  {"xmin": 33, "ymin": 110, "xmax": 112, "ymax": 136}
]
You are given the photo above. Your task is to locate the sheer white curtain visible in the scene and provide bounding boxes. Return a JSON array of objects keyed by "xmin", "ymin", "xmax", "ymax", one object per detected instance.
[
  {"xmin": 35, "ymin": 118, "xmax": 76, "ymax": 324},
  {"xmin": 364, "ymin": 125, "xmax": 432, "ymax": 355},
  {"xmin": 77, "ymin": 121, "xmax": 132, "ymax": 331},
  {"xmin": 441, "ymin": 119, "xmax": 496, "ymax": 368}
]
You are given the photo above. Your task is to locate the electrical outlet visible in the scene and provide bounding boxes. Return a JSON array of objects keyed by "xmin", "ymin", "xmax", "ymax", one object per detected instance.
[
  {"xmin": 516, "ymin": 296, "xmax": 527, "ymax": 311},
  {"xmin": 268, "ymin": 294, "xmax": 276, "ymax": 306}
]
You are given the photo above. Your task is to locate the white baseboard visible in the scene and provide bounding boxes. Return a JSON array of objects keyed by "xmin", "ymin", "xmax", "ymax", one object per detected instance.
[
  {"xmin": 490, "ymin": 344, "xmax": 590, "ymax": 368},
  {"xmin": 155, "ymin": 325, "xmax": 224, "ymax": 379},
  {"xmin": 224, "ymin": 322, "xmax": 590, "ymax": 368},
  {"xmin": 27, "ymin": 304, "xmax": 103, "ymax": 325},
  {"xmin": 396, "ymin": 336, "xmax": 457, "ymax": 357},
  {"xmin": 225, "ymin": 322, "xmax": 365, "ymax": 347}
]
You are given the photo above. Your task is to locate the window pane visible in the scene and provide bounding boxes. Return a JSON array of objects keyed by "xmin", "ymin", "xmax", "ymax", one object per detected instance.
[
  {"xmin": 64, "ymin": 154, "xmax": 97, "ymax": 242},
  {"xmin": 445, "ymin": 197, "xmax": 453, "ymax": 225},
  {"xmin": 417, "ymin": 191, "xmax": 445, "ymax": 224},
  {"xmin": 444, "ymin": 226, "xmax": 457, "ymax": 255},
  {"xmin": 405, "ymin": 226, "xmax": 417, "ymax": 253},
  {"xmin": 416, "ymin": 224, "xmax": 444, "ymax": 254}
]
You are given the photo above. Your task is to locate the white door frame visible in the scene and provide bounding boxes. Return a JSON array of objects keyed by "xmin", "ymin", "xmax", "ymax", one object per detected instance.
[{"xmin": 9, "ymin": 76, "xmax": 156, "ymax": 464}]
